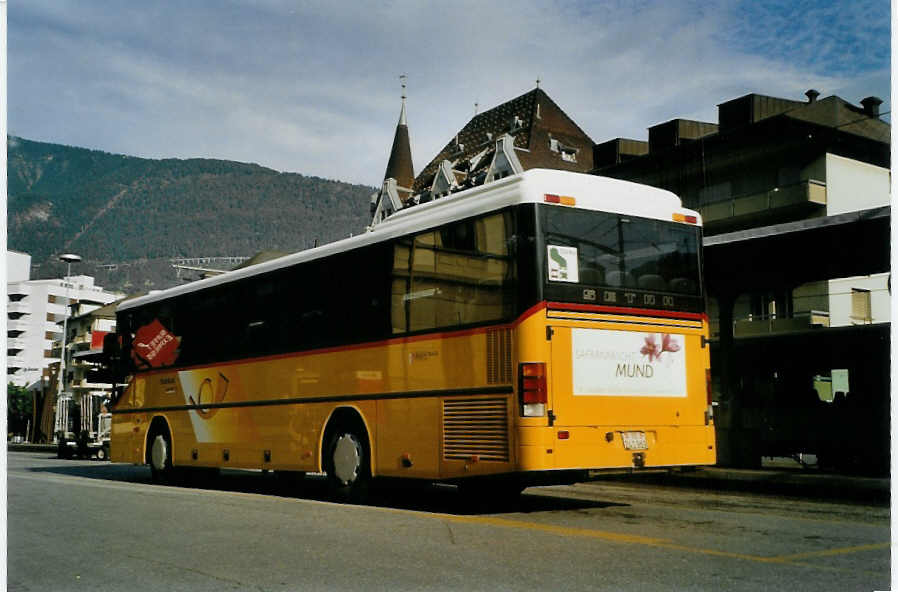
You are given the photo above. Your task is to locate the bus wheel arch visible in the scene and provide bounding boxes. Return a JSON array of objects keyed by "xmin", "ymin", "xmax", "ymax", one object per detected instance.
[
  {"xmin": 146, "ymin": 416, "xmax": 175, "ymax": 483},
  {"xmin": 321, "ymin": 406, "xmax": 372, "ymax": 501}
]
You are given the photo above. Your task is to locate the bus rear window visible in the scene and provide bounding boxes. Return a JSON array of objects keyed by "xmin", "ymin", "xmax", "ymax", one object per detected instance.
[{"xmin": 540, "ymin": 206, "xmax": 703, "ymax": 310}]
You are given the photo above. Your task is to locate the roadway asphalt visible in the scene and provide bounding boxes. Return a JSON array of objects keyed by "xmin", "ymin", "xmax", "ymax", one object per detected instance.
[{"xmin": 7, "ymin": 450, "xmax": 890, "ymax": 592}]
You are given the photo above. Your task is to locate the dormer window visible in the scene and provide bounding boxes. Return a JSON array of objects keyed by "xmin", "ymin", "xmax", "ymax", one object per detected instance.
[{"xmin": 550, "ymin": 138, "xmax": 578, "ymax": 162}]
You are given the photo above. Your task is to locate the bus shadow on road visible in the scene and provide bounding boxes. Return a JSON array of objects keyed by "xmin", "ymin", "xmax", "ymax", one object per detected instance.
[{"xmin": 28, "ymin": 460, "xmax": 628, "ymax": 515}]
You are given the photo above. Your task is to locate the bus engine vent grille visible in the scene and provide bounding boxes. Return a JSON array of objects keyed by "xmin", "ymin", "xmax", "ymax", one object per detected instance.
[
  {"xmin": 443, "ymin": 398, "xmax": 510, "ymax": 462},
  {"xmin": 486, "ymin": 329, "xmax": 512, "ymax": 384}
]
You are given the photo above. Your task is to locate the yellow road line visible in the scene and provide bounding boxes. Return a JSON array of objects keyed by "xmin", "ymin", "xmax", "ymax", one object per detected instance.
[
  {"xmin": 420, "ymin": 511, "xmax": 887, "ymax": 574},
  {"xmin": 438, "ymin": 514, "xmax": 671, "ymax": 546},
  {"xmin": 773, "ymin": 543, "xmax": 891, "ymax": 561}
]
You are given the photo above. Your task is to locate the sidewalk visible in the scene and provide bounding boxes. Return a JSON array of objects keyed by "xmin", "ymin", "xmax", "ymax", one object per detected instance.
[
  {"xmin": 598, "ymin": 460, "xmax": 889, "ymax": 504},
  {"xmin": 8, "ymin": 443, "xmax": 57, "ymax": 454}
]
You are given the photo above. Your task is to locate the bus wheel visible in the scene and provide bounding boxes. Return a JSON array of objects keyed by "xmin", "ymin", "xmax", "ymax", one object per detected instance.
[
  {"xmin": 96, "ymin": 446, "xmax": 106, "ymax": 461},
  {"xmin": 324, "ymin": 427, "xmax": 370, "ymax": 502},
  {"xmin": 148, "ymin": 428, "xmax": 175, "ymax": 484}
]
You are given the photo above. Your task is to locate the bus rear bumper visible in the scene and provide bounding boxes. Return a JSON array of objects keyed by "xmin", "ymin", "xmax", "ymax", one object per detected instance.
[{"xmin": 517, "ymin": 424, "xmax": 716, "ymax": 472}]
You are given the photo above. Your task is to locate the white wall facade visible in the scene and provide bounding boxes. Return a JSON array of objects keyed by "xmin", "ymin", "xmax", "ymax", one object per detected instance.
[
  {"xmin": 828, "ymin": 273, "xmax": 890, "ymax": 327},
  {"xmin": 7, "ymin": 251, "xmax": 31, "ymax": 283},
  {"xmin": 7, "ymin": 274, "xmax": 122, "ymax": 388},
  {"xmin": 824, "ymin": 153, "xmax": 890, "ymax": 216},
  {"xmin": 823, "ymin": 154, "xmax": 890, "ymax": 326}
]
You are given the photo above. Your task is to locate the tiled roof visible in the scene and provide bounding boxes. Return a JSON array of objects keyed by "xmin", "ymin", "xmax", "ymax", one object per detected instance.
[{"xmin": 413, "ymin": 89, "xmax": 542, "ymax": 192}]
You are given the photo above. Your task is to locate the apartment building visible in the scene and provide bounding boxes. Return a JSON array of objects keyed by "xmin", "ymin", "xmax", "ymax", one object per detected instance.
[
  {"xmin": 43, "ymin": 302, "xmax": 119, "ymax": 450},
  {"xmin": 7, "ymin": 252, "xmax": 122, "ymax": 389}
]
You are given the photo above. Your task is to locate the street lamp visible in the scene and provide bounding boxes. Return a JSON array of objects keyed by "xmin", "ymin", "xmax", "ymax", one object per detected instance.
[{"xmin": 54, "ymin": 253, "xmax": 81, "ymax": 445}]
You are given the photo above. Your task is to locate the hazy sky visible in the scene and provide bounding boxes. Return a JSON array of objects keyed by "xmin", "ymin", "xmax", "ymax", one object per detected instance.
[{"xmin": 9, "ymin": 0, "xmax": 891, "ymax": 187}]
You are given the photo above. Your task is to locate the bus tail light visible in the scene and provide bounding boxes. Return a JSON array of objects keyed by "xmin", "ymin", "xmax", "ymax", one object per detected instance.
[
  {"xmin": 673, "ymin": 212, "xmax": 698, "ymax": 224},
  {"xmin": 705, "ymin": 369, "xmax": 712, "ymax": 405},
  {"xmin": 520, "ymin": 362, "xmax": 547, "ymax": 417},
  {"xmin": 544, "ymin": 194, "xmax": 576, "ymax": 206},
  {"xmin": 705, "ymin": 368, "xmax": 714, "ymax": 424}
]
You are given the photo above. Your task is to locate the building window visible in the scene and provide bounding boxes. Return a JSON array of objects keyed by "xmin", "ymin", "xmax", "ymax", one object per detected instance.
[
  {"xmin": 549, "ymin": 138, "xmax": 578, "ymax": 163},
  {"xmin": 850, "ymin": 288, "xmax": 872, "ymax": 324}
]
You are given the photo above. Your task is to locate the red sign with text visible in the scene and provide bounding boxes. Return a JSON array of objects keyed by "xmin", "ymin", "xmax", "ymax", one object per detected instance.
[{"xmin": 132, "ymin": 320, "xmax": 180, "ymax": 368}]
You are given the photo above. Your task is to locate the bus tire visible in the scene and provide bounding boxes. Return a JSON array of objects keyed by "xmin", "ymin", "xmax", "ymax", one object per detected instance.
[
  {"xmin": 96, "ymin": 445, "xmax": 107, "ymax": 461},
  {"xmin": 323, "ymin": 425, "xmax": 370, "ymax": 502},
  {"xmin": 148, "ymin": 425, "xmax": 176, "ymax": 484}
]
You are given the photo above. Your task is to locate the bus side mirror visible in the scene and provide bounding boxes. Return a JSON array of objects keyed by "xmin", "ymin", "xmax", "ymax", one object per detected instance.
[
  {"xmin": 101, "ymin": 333, "xmax": 124, "ymax": 385},
  {"xmin": 102, "ymin": 333, "xmax": 121, "ymax": 360}
]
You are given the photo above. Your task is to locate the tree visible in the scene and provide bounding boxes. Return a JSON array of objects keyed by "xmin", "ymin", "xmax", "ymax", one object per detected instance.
[{"xmin": 8, "ymin": 383, "xmax": 33, "ymax": 439}]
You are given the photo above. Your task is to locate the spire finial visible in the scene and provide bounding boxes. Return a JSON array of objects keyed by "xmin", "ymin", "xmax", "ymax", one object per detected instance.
[
  {"xmin": 474, "ymin": 101, "xmax": 479, "ymax": 115},
  {"xmin": 536, "ymin": 76, "xmax": 541, "ymax": 89},
  {"xmin": 398, "ymin": 74, "xmax": 408, "ymax": 126}
]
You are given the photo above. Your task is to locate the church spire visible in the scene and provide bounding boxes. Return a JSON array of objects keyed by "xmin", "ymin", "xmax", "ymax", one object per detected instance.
[{"xmin": 383, "ymin": 74, "xmax": 414, "ymax": 191}]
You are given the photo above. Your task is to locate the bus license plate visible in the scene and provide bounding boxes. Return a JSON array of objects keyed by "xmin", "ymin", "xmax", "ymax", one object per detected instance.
[{"xmin": 621, "ymin": 431, "xmax": 647, "ymax": 450}]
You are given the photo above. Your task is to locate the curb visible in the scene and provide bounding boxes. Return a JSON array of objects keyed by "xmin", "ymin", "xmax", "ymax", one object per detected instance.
[
  {"xmin": 598, "ymin": 466, "xmax": 889, "ymax": 504},
  {"xmin": 8, "ymin": 444, "xmax": 57, "ymax": 453}
]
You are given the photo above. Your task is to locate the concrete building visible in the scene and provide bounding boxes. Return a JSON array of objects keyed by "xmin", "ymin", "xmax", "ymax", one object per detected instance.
[
  {"xmin": 7, "ymin": 254, "xmax": 123, "ymax": 389},
  {"xmin": 591, "ymin": 90, "xmax": 890, "ymax": 469},
  {"xmin": 42, "ymin": 301, "xmax": 120, "ymax": 448}
]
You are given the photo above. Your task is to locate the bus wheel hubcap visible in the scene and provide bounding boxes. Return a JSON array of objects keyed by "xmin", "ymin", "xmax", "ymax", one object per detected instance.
[
  {"xmin": 333, "ymin": 434, "xmax": 361, "ymax": 485},
  {"xmin": 151, "ymin": 436, "xmax": 168, "ymax": 471}
]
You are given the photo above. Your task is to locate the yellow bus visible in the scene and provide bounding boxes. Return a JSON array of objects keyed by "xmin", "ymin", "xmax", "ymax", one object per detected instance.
[{"xmin": 108, "ymin": 169, "xmax": 715, "ymax": 499}]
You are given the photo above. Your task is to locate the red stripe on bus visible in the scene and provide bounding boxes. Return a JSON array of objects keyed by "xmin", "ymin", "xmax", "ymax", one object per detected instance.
[
  {"xmin": 546, "ymin": 301, "xmax": 705, "ymax": 321},
  {"xmin": 512, "ymin": 301, "xmax": 548, "ymax": 327}
]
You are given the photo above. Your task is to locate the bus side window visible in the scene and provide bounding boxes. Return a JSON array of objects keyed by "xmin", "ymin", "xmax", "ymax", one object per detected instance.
[
  {"xmin": 245, "ymin": 279, "xmax": 280, "ymax": 356},
  {"xmin": 392, "ymin": 211, "xmax": 515, "ymax": 334}
]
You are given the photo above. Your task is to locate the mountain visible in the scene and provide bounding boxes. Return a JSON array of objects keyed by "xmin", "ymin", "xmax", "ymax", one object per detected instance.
[{"xmin": 7, "ymin": 136, "xmax": 375, "ymax": 292}]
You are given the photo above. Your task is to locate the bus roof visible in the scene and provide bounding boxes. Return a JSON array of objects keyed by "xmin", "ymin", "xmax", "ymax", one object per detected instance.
[{"xmin": 118, "ymin": 169, "xmax": 698, "ymax": 312}]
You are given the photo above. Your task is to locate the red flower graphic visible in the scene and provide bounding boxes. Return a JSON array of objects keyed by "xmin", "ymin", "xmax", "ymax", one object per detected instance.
[
  {"xmin": 641, "ymin": 333, "xmax": 680, "ymax": 362},
  {"xmin": 640, "ymin": 334, "xmax": 661, "ymax": 361},
  {"xmin": 661, "ymin": 333, "xmax": 680, "ymax": 355}
]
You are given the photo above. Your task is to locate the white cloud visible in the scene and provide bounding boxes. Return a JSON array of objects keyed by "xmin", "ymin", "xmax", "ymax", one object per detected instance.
[{"xmin": 9, "ymin": 1, "xmax": 890, "ymax": 186}]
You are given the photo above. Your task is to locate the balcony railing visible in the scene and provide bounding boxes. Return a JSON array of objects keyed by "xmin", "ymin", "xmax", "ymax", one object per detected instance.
[
  {"xmin": 70, "ymin": 377, "xmax": 114, "ymax": 390},
  {"xmin": 699, "ymin": 180, "xmax": 826, "ymax": 225},
  {"xmin": 7, "ymin": 338, "xmax": 28, "ymax": 351},
  {"xmin": 8, "ymin": 284, "xmax": 31, "ymax": 297},
  {"xmin": 710, "ymin": 310, "xmax": 830, "ymax": 339},
  {"xmin": 7, "ymin": 319, "xmax": 31, "ymax": 332},
  {"xmin": 6, "ymin": 354, "xmax": 31, "ymax": 368},
  {"xmin": 46, "ymin": 303, "xmax": 70, "ymax": 319},
  {"xmin": 7, "ymin": 302, "xmax": 31, "ymax": 315}
]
